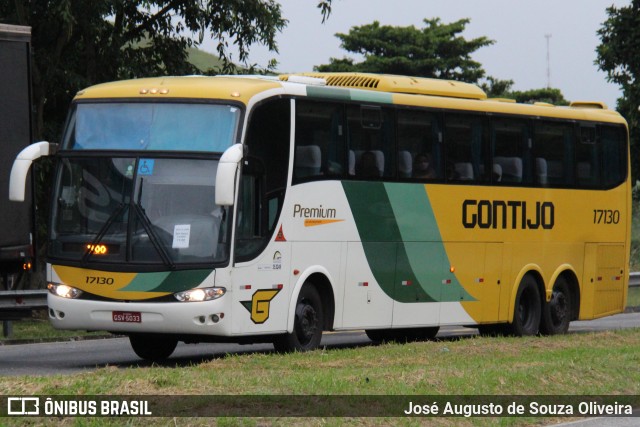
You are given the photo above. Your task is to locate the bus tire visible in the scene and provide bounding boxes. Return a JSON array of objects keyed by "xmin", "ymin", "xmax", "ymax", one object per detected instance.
[
  {"xmin": 129, "ymin": 334, "xmax": 178, "ymax": 361},
  {"xmin": 509, "ymin": 275, "xmax": 541, "ymax": 336},
  {"xmin": 273, "ymin": 285, "xmax": 323, "ymax": 352},
  {"xmin": 539, "ymin": 276, "xmax": 572, "ymax": 335}
]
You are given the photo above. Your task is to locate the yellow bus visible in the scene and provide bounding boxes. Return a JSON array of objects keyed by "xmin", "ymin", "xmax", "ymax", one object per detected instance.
[{"xmin": 10, "ymin": 73, "xmax": 630, "ymax": 360}]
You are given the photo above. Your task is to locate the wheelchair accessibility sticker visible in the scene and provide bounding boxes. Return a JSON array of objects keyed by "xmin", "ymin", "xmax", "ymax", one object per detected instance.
[{"xmin": 138, "ymin": 159, "xmax": 155, "ymax": 175}]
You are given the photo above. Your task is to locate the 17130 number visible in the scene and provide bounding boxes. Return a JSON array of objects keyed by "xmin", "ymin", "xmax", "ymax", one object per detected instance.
[{"xmin": 593, "ymin": 209, "xmax": 620, "ymax": 224}]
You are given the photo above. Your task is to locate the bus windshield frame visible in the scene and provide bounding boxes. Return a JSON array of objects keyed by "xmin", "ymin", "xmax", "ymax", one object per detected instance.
[{"xmin": 48, "ymin": 100, "xmax": 243, "ymax": 270}]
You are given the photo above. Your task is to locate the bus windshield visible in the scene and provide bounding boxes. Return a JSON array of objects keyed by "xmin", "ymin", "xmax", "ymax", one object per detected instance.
[
  {"xmin": 50, "ymin": 156, "xmax": 230, "ymax": 266},
  {"xmin": 64, "ymin": 102, "xmax": 241, "ymax": 152},
  {"xmin": 49, "ymin": 101, "xmax": 241, "ymax": 267}
]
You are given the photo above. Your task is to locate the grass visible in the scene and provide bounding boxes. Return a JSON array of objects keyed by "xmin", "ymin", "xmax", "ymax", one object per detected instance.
[
  {"xmin": 2, "ymin": 329, "xmax": 640, "ymax": 425},
  {"xmin": 0, "ymin": 310, "xmax": 104, "ymax": 342},
  {"xmin": 628, "ymin": 286, "xmax": 640, "ymax": 307}
]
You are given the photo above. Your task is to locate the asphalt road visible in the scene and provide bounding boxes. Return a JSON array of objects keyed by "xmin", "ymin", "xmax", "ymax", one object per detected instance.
[{"xmin": 1, "ymin": 312, "xmax": 639, "ymax": 376}]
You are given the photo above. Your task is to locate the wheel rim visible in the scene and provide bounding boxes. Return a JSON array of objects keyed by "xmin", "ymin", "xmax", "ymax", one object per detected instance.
[
  {"xmin": 518, "ymin": 288, "xmax": 534, "ymax": 328},
  {"xmin": 295, "ymin": 301, "xmax": 318, "ymax": 345},
  {"xmin": 549, "ymin": 290, "xmax": 568, "ymax": 326}
]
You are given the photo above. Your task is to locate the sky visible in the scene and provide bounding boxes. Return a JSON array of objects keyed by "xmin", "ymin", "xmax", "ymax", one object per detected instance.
[{"xmin": 206, "ymin": 0, "xmax": 630, "ymax": 110}]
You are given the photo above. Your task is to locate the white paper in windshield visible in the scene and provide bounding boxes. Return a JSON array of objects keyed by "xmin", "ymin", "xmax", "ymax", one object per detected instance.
[{"xmin": 172, "ymin": 224, "xmax": 191, "ymax": 248}]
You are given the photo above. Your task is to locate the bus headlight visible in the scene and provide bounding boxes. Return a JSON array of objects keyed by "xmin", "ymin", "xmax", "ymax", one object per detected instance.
[
  {"xmin": 47, "ymin": 282, "xmax": 83, "ymax": 299},
  {"xmin": 174, "ymin": 287, "xmax": 226, "ymax": 302}
]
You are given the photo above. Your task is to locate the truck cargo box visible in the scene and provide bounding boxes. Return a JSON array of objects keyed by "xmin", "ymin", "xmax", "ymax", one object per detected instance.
[{"xmin": 0, "ymin": 24, "xmax": 34, "ymax": 277}]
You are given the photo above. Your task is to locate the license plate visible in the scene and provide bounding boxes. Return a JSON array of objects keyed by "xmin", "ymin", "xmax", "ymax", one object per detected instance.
[{"xmin": 112, "ymin": 311, "xmax": 141, "ymax": 323}]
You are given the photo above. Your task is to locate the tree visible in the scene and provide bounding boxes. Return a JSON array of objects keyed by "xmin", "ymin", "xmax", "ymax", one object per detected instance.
[
  {"xmin": 479, "ymin": 76, "xmax": 515, "ymax": 98},
  {"xmin": 314, "ymin": 18, "xmax": 493, "ymax": 83},
  {"xmin": 596, "ymin": 1, "xmax": 640, "ymax": 183},
  {"xmin": 0, "ymin": 1, "xmax": 332, "ymax": 273},
  {"xmin": 481, "ymin": 78, "xmax": 569, "ymax": 106},
  {"xmin": 315, "ymin": 18, "xmax": 569, "ymax": 105},
  {"xmin": 0, "ymin": 0, "xmax": 333, "ymax": 141}
]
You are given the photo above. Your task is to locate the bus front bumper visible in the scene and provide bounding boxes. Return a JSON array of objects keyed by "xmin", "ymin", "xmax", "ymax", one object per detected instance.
[{"xmin": 47, "ymin": 293, "xmax": 233, "ymax": 336}]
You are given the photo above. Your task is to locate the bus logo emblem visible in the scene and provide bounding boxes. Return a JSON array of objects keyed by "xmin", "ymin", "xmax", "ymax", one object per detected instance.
[{"xmin": 241, "ymin": 289, "xmax": 281, "ymax": 324}]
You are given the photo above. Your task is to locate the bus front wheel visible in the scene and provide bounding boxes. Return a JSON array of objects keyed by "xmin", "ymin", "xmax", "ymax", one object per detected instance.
[
  {"xmin": 129, "ymin": 334, "xmax": 178, "ymax": 361},
  {"xmin": 539, "ymin": 276, "xmax": 572, "ymax": 335},
  {"xmin": 273, "ymin": 285, "xmax": 324, "ymax": 352},
  {"xmin": 509, "ymin": 275, "xmax": 541, "ymax": 336}
]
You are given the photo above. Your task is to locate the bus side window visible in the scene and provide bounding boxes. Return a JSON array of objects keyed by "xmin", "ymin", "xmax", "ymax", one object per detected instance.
[
  {"xmin": 236, "ymin": 98, "xmax": 290, "ymax": 262},
  {"xmin": 347, "ymin": 104, "xmax": 395, "ymax": 180},
  {"xmin": 599, "ymin": 124, "xmax": 627, "ymax": 188},
  {"xmin": 533, "ymin": 121, "xmax": 574, "ymax": 186},
  {"xmin": 492, "ymin": 118, "xmax": 529, "ymax": 185},
  {"xmin": 445, "ymin": 113, "xmax": 489, "ymax": 183},
  {"xmin": 294, "ymin": 100, "xmax": 345, "ymax": 182},
  {"xmin": 397, "ymin": 109, "xmax": 441, "ymax": 180},
  {"xmin": 576, "ymin": 125, "xmax": 598, "ymax": 187}
]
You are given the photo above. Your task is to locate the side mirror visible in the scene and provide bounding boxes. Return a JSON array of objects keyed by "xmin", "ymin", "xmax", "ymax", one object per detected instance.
[
  {"xmin": 9, "ymin": 141, "xmax": 58, "ymax": 202},
  {"xmin": 215, "ymin": 144, "xmax": 243, "ymax": 206}
]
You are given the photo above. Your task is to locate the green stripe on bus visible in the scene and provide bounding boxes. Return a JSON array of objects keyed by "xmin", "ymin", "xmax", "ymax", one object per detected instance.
[
  {"xmin": 121, "ymin": 269, "xmax": 213, "ymax": 293},
  {"xmin": 306, "ymin": 86, "xmax": 352, "ymax": 101},
  {"xmin": 153, "ymin": 269, "xmax": 213, "ymax": 293},
  {"xmin": 342, "ymin": 181, "xmax": 474, "ymax": 303},
  {"xmin": 306, "ymin": 86, "xmax": 393, "ymax": 104},
  {"xmin": 121, "ymin": 272, "xmax": 170, "ymax": 292},
  {"xmin": 350, "ymin": 90, "xmax": 393, "ymax": 104}
]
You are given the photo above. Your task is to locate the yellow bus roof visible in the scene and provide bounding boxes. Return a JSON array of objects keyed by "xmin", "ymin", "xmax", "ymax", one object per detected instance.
[
  {"xmin": 74, "ymin": 76, "xmax": 282, "ymax": 105},
  {"xmin": 73, "ymin": 73, "xmax": 626, "ymax": 126},
  {"xmin": 281, "ymin": 72, "xmax": 488, "ymax": 100}
]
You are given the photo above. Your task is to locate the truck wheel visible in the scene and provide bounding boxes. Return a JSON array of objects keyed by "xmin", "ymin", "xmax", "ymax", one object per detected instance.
[
  {"xmin": 509, "ymin": 275, "xmax": 541, "ymax": 336},
  {"xmin": 129, "ymin": 334, "xmax": 178, "ymax": 361},
  {"xmin": 540, "ymin": 276, "xmax": 572, "ymax": 335},
  {"xmin": 273, "ymin": 285, "xmax": 323, "ymax": 352}
]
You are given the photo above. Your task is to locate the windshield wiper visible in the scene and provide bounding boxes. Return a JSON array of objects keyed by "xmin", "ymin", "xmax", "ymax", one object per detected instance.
[
  {"xmin": 134, "ymin": 178, "xmax": 175, "ymax": 269},
  {"xmin": 81, "ymin": 202, "xmax": 127, "ymax": 265}
]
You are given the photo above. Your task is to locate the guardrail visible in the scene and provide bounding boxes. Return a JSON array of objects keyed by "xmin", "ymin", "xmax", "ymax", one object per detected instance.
[
  {"xmin": 0, "ymin": 289, "xmax": 47, "ymax": 338},
  {"xmin": 0, "ymin": 289, "xmax": 47, "ymax": 320},
  {"xmin": 630, "ymin": 272, "xmax": 640, "ymax": 287}
]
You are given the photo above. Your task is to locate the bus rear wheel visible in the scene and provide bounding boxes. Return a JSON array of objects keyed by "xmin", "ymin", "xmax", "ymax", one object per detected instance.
[
  {"xmin": 129, "ymin": 334, "xmax": 178, "ymax": 361},
  {"xmin": 273, "ymin": 285, "xmax": 323, "ymax": 352},
  {"xmin": 508, "ymin": 275, "xmax": 541, "ymax": 336},
  {"xmin": 540, "ymin": 276, "xmax": 572, "ymax": 335}
]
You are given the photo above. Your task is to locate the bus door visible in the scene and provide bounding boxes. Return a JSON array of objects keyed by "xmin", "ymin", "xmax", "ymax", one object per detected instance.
[
  {"xmin": 582, "ymin": 243, "xmax": 626, "ymax": 318},
  {"xmin": 230, "ymin": 98, "xmax": 292, "ymax": 334}
]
